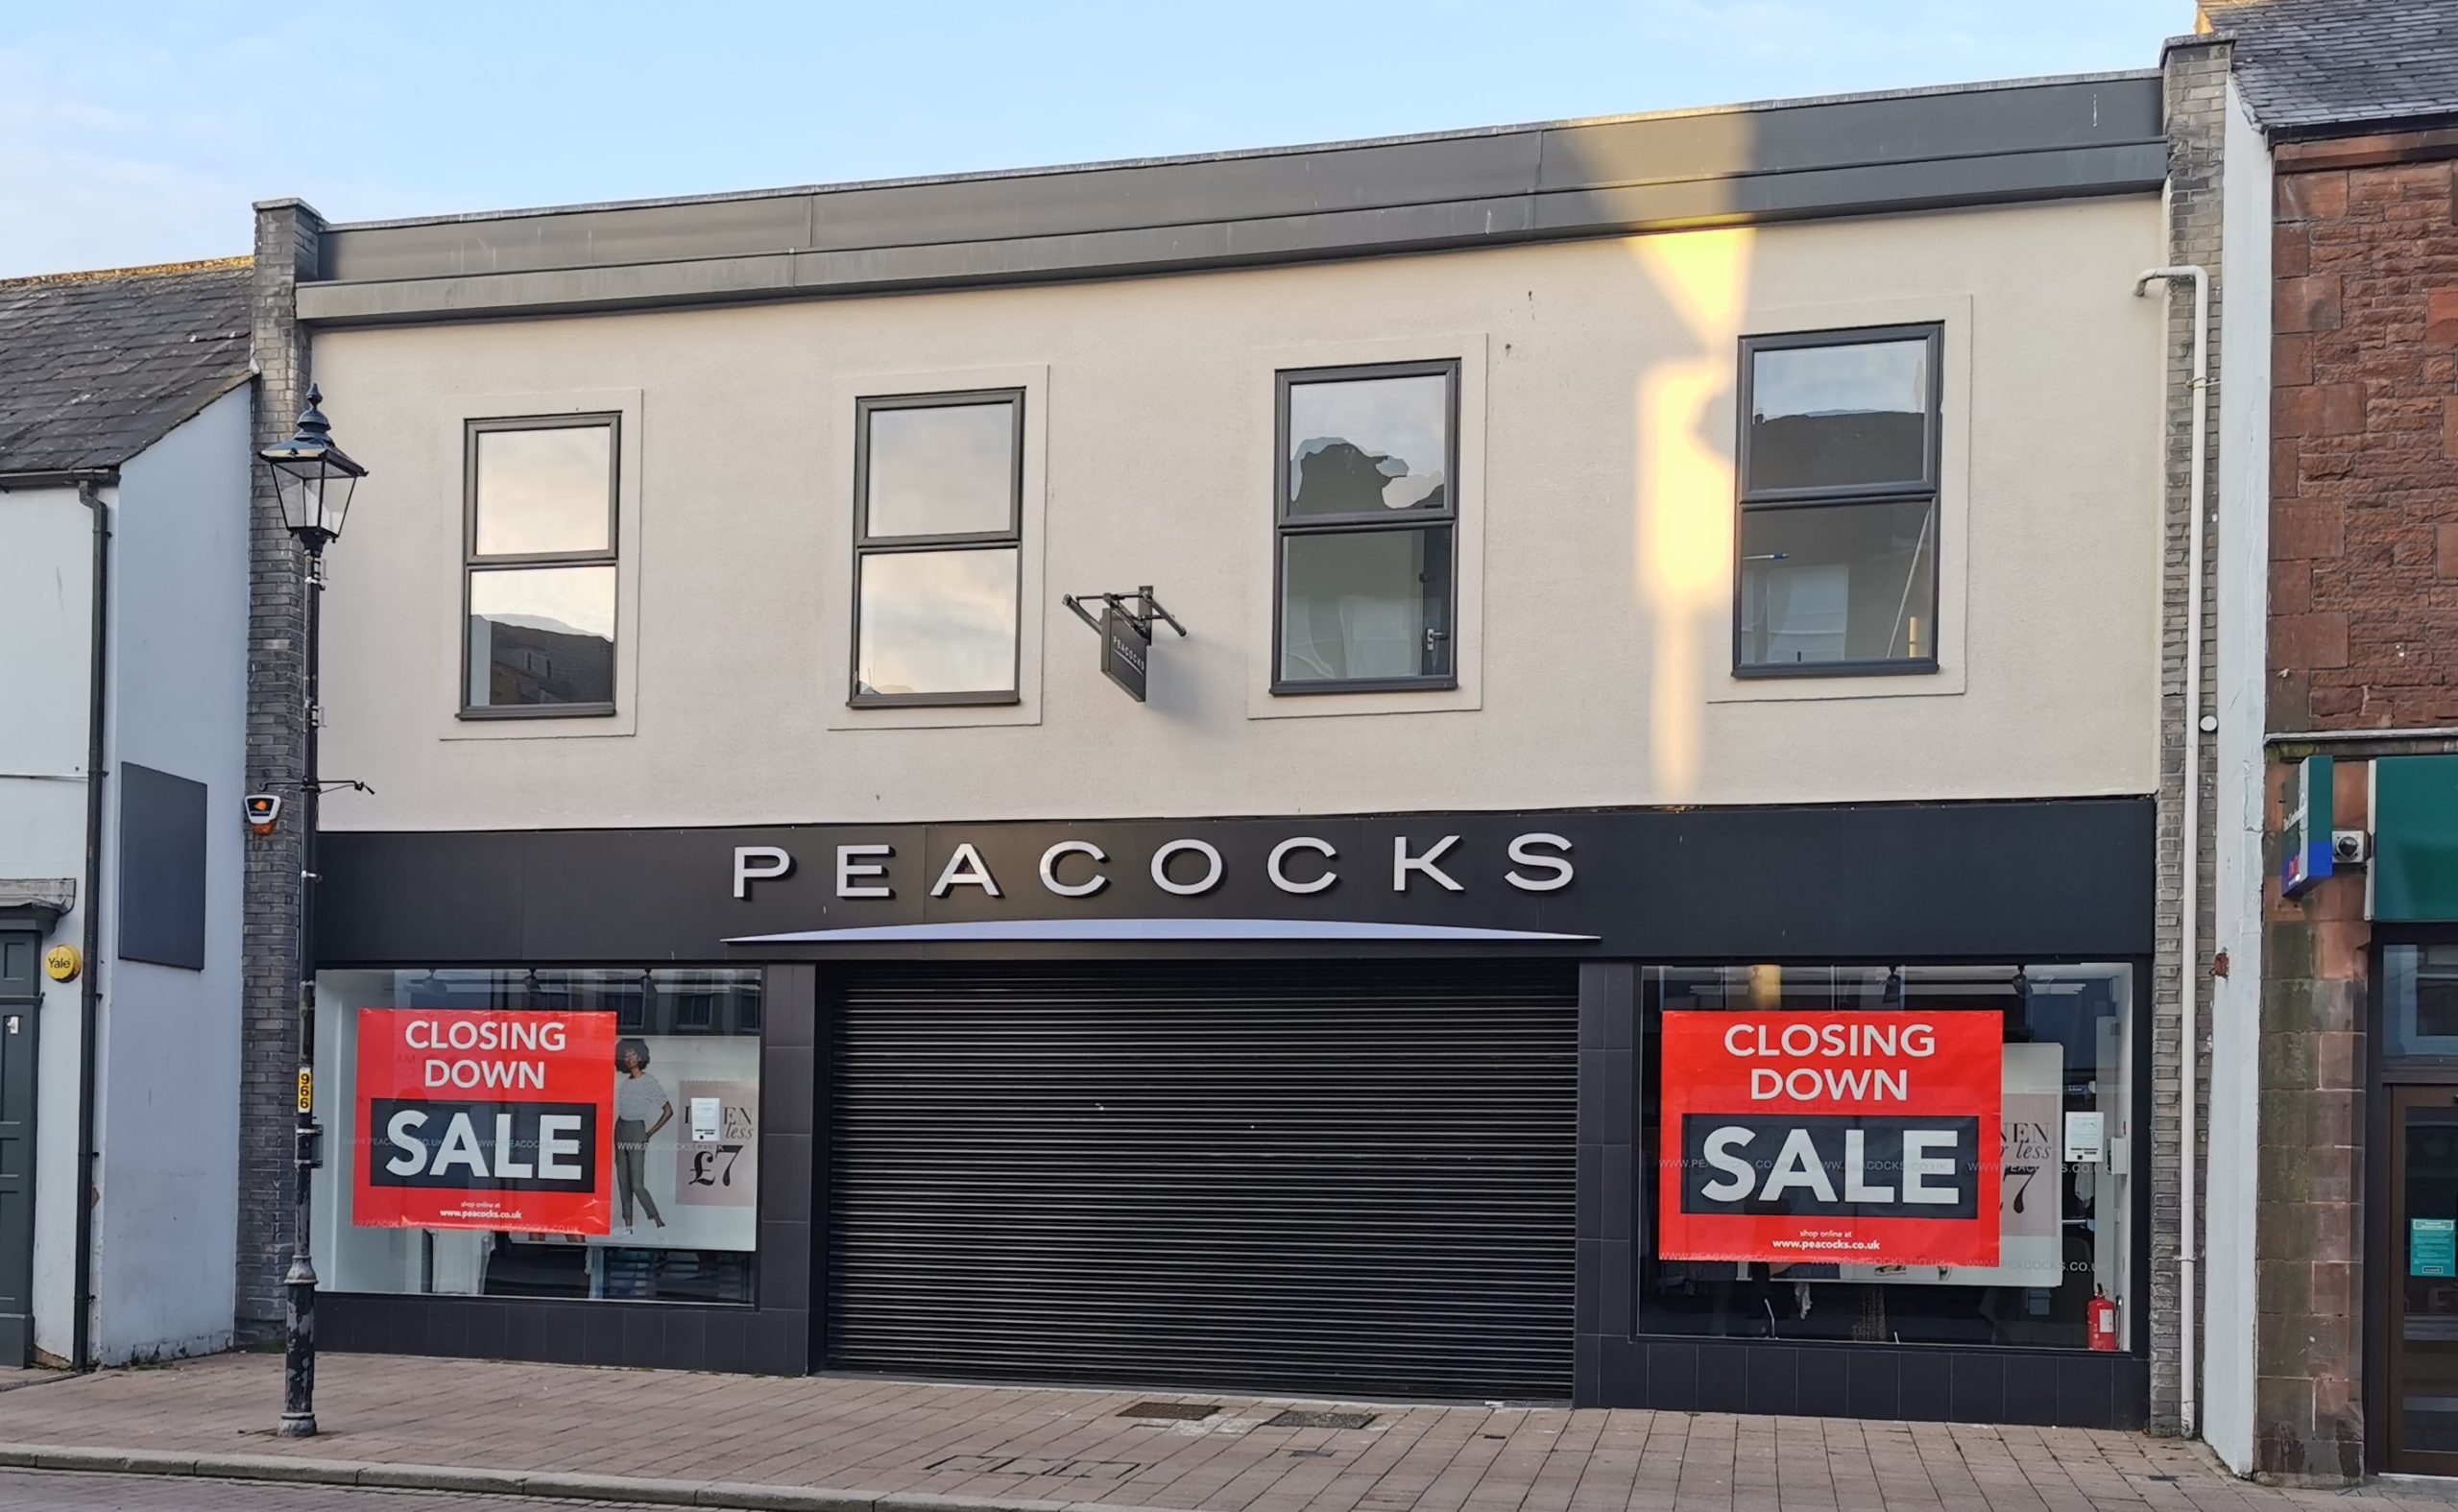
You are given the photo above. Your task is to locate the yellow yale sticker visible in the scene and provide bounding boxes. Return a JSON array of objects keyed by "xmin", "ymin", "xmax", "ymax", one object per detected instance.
[{"xmin": 297, "ymin": 1068, "xmax": 314, "ymax": 1114}]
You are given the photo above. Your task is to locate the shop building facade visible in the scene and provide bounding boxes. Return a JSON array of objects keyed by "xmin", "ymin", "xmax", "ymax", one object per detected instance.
[
  {"xmin": 242, "ymin": 72, "xmax": 2181, "ymax": 1427},
  {"xmin": 2190, "ymin": 0, "xmax": 2458, "ymax": 1482},
  {"xmin": 0, "ymin": 259, "xmax": 259, "ymax": 1368}
]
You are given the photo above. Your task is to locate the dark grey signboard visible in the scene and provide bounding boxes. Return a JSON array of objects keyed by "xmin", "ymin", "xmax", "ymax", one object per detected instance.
[
  {"xmin": 119, "ymin": 762, "xmax": 207, "ymax": 971},
  {"xmin": 1101, "ymin": 605, "xmax": 1150, "ymax": 703}
]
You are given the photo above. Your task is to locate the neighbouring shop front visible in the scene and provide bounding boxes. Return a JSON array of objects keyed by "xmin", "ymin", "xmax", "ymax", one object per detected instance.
[
  {"xmin": 305, "ymin": 797, "xmax": 2153, "ymax": 1427},
  {"xmin": 2330, "ymin": 755, "xmax": 2458, "ymax": 1476}
]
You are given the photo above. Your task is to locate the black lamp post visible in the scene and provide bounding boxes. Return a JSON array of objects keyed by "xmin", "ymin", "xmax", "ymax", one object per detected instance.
[{"xmin": 259, "ymin": 384, "xmax": 366, "ymax": 1439}]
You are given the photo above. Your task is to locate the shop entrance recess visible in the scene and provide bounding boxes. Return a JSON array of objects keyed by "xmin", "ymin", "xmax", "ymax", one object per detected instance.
[
  {"xmin": 2384, "ymin": 1085, "xmax": 2458, "ymax": 1474},
  {"xmin": 0, "ymin": 928, "xmax": 38, "ymax": 1366}
]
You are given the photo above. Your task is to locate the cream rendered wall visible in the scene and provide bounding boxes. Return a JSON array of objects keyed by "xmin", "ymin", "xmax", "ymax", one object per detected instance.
[
  {"xmin": 0, "ymin": 483, "xmax": 97, "ymax": 1364},
  {"xmin": 308, "ymin": 197, "xmax": 2164, "ymax": 833},
  {"xmin": 91, "ymin": 386, "xmax": 252, "ymax": 1363}
]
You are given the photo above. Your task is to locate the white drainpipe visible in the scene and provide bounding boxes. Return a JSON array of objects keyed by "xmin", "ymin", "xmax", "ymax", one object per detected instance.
[{"xmin": 2137, "ymin": 263, "xmax": 2209, "ymax": 1438}]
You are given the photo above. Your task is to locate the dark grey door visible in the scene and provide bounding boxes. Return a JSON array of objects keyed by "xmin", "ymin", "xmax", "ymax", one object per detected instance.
[
  {"xmin": 0, "ymin": 930, "xmax": 37, "ymax": 1366},
  {"xmin": 827, "ymin": 959, "xmax": 1578, "ymax": 1401}
]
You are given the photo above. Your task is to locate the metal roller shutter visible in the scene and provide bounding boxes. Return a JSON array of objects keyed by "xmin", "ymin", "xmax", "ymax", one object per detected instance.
[{"xmin": 826, "ymin": 960, "xmax": 1578, "ymax": 1401}]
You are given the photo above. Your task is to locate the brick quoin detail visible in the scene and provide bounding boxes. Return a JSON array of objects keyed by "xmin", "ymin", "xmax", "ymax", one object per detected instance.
[
  {"xmin": 2151, "ymin": 35, "xmax": 2228, "ymax": 1443},
  {"xmin": 236, "ymin": 201, "xmax": 321, "ymax": 1338}
]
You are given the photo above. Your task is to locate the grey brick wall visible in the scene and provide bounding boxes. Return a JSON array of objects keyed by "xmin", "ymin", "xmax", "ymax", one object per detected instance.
[
  {"xmin": 236, "ymin": 201, "xmax": 322, "ymax": 1339},
  {"xmin": 2150, "ymin": 35, "xmax": 2229, "ymax": 1438}
]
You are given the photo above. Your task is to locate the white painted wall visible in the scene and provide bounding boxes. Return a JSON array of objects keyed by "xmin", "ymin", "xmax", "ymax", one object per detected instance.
[
  {"xmin": 0, "ymin": 481, "xmax": 98, "ymax": 1364},
  {"xmin": 305, "ymin": 197, "xmax": 2166, "ymax": 833},
  {"xmin": 2203, "ymin": 76, "xmax": 2273, "ymax": 1476},
  {"xmin": 88, "ymin": 384, "xmax": 253, "ymax": 1363}
]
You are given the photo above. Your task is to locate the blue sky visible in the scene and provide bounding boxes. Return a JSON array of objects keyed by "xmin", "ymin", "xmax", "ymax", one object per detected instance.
[{"xmin": 0, "ymin": 1, "xmax": 2189, "ymax": 279}]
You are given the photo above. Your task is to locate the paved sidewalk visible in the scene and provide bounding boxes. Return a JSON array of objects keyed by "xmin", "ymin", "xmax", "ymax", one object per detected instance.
[{"xmin": 0, "ymin": 1352, "xmax": 2446, "ymax": 1512}]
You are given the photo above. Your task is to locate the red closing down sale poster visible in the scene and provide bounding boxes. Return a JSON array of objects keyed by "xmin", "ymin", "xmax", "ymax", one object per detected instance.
[
  {"xmin": 354, "ymin": 1009, "xmax": 616, "ymax": 1235},
  {"xmin": 1657, "ymin": 1012, "xmax": 2002, "ymax": 1267}
]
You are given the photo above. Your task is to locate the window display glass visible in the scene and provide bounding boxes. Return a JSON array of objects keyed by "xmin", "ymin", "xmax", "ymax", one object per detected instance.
[
  {"xmin": 313, "ymin": 968, "xmax": 760, "ymax": 1305},
  {"xmin": 1639, "ymin": 963, "xmax": 2134, "ymax": 1351},
  {"xmin": 2382, "ymin": 943, "xmax": 2458, "ymax": 1057}
]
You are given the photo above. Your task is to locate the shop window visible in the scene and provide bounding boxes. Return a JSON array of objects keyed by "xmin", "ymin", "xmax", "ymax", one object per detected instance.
[
  {"xmin": 1734, "ymin": 328, "xmax": 1940, "ymax": 676},
  {"xmin": 1639, "ymin": 963, "xmax": 2136, "ymax": 1353},
  {"xmin": 313, "ymin": 967, "xmax": 761, "ymax": 1306},
  {"xmin": 851, "ymin": 391, "xmax": 1023, "ymax": 706},
  {"xmin": 2383, "ymin": 944, "xmax": 2458, "ymax": 1056},
  {"xmin": 1273, "ymin": 361, "xmax": 1458, "ymax": 692},
  {"xmin": 462, "ymin": 418, "xmax": 620, "ymax": 715}
]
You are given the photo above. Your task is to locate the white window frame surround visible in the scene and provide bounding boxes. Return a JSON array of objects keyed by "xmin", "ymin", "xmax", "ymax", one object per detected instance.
[
  {"xmin": 1246, "ymin": 332, "xmax": 1487, "ymax": 721},
  {"xmin": 438, "ymin": 388, "xmax": 645, "ymax": 741},
  {"xmin": 1707, "ymin": 295, "xmax": 1971, "ymax": 704},
  {"xmin": 821, "ymin": 363, "xmax": 1048, "ymax": 732}
]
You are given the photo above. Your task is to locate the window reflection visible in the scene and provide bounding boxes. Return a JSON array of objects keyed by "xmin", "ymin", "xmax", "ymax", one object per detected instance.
[
  {"xmin": 865, "ymin": 401, "xmax": 1017, "ymax": 538},
  {"xmin": 465, "ymin": 418, "xmax": 619, "ymax": 714},
  {"xmin": 1747, "ymin": 339, "xmax": 1930, "ymax": 492},
  {"xmin": 1287, "ymin": 373, "xmax": 1449, "ymax": 516},
  {"xmin": 855, "ymin": 547, "xmax": 1020, "ymax": 697},
  {"xmin": 468, "ymin": 564, "xmax": 615, "ymax": 708},
  {"xmin": 853, "ymin": 392, "xmax": 1025, "ymax": 705},
  {"xmin": 473, "ymin": 426, "xmax": 613, "ymax": 556},
  {"xmin": 1274, "ymin": 363, "xmax": 1458, "ymax": 692}
]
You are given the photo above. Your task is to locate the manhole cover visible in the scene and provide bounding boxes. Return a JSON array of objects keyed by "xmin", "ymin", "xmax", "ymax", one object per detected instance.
[
  {"xmin": 1119, "ymin": 1401, "xmax": 1219, "ymax": 1421},
  {"xmin": 1265, "ymin": 1409, "xmax": 1376, "ymax": 1429}
]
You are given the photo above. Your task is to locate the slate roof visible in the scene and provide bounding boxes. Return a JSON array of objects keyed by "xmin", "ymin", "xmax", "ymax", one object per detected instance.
[
  {"xmin": 0, "ymin": 258, "xmax": 253, "ymax": 477},
  {"xmin": 2203, "ymin": 0, "xmax": 2458, "ymax": 134}
]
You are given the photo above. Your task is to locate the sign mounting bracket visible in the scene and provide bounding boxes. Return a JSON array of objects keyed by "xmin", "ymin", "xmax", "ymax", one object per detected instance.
[{"xmin": 1062, "ymin": 585, "xmax": 1186, "ymax": 640}]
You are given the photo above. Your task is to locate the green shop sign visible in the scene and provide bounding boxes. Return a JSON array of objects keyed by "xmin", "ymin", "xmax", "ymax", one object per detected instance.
[{"xmin": 2373, "ymin": 755, "xmax": 2458, "ymax": 923}]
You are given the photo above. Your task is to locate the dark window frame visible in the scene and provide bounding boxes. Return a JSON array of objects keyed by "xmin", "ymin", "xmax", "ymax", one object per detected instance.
[
  {"xmin": 1731, "ymin": 324, "xmax": 1943, "ymax": 681},
  {"xmin": 849, "ymin": 388, "xmax": 1025, "ymax": 709},
  {"xmin": 459, "ymin": 413, "xmax": 622, "ymax": 720},
  {"xmin": 1271, "ymin": 358, "xmax": 1462, "ymax": 696}
]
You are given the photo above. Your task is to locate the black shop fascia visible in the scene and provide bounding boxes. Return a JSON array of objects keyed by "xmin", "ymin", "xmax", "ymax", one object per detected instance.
[{"xmin": 316, "ymin": 799, "xmax": 2150, "ymax": 964}]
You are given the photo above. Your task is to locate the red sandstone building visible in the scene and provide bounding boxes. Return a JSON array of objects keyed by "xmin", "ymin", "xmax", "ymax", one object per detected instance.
[{"xmin": 2191, "ymin": 0, "xmax": 2458, "ymax": 1483}]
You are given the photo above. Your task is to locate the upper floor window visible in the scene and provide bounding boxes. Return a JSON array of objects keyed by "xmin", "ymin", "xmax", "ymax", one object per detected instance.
[
  {"xmin": 1273, "ymin": 361, "xmax": 1458, "ymax": 693},
  {"xmin": 1734, "ymin": 326, "xmax": 1940, "ymax": 677},
  {"xmin": 463, "ymin": 417, "xmax": 619, "ymax": 716},
  {"xmin": 851, "ymin": 391, "xmax": 1023, "ymax": 707}
]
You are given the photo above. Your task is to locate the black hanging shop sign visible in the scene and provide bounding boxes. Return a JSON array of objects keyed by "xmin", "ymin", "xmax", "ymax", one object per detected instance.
[
  {"xmin": 1065, "ymin": 586, "xmax": 1183, "ymax": 704},
  {"xmin": 1101, "ymin": 605, "xmax": 1150, "ymax": 703}
]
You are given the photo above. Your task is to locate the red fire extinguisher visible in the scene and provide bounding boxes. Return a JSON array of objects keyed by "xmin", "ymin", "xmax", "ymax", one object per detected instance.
[{"xmin": 2087, "ymin": 1287, "xmax": 2120, "ymax": 1352}]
